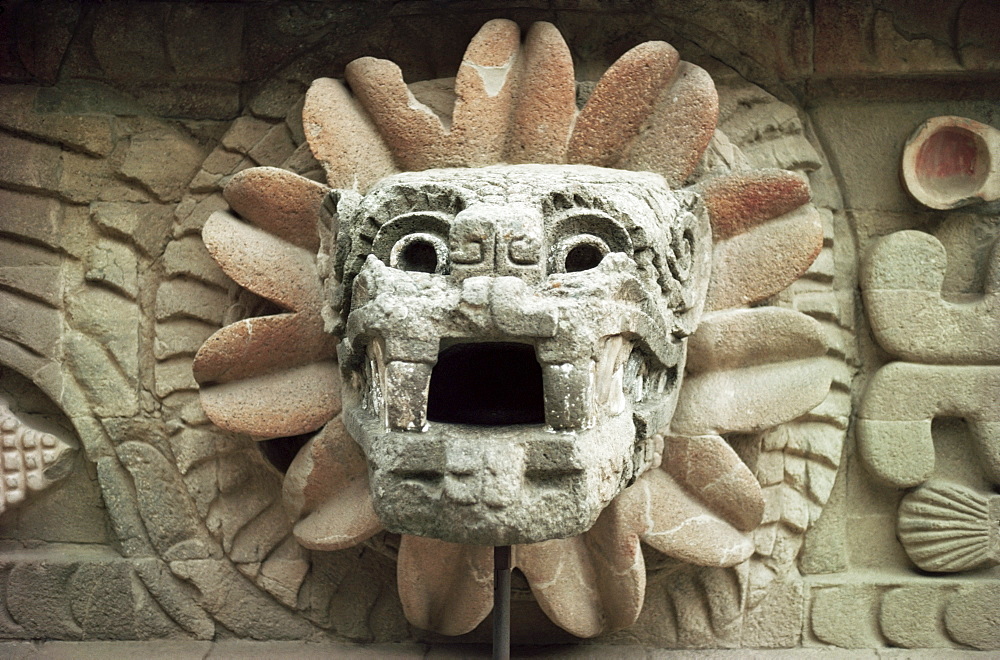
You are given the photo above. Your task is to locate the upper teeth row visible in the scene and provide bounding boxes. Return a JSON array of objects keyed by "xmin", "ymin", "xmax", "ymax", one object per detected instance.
[{"xmin": 364, "ymin": 336, "xmax": 639, "ymax": 433}]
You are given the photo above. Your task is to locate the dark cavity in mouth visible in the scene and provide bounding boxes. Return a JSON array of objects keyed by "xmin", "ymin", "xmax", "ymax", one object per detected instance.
[{"xmin": 427, "ymin": 342, "xmax": 545, "ymax": 426}]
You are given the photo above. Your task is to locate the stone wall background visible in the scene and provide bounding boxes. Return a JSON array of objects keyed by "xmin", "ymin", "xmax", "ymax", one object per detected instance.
[{"xmin": 0, "ymin": 0, "xmax": 997, "ymax": 650}]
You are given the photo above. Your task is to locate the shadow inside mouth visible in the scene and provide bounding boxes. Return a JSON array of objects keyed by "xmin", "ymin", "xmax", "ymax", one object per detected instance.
[{"xmin": 427, "ymin": 342, "xmax": 545, "ymax": 426}]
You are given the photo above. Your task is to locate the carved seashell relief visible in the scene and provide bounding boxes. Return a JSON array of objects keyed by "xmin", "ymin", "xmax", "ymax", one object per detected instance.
[
  {"xmin": 898, "ymin": 481, "xmax": 1000, "ymax": 573},
  {"xmin": 901, "ymin": 115, "xmax": 1000, "ymax": 210}
]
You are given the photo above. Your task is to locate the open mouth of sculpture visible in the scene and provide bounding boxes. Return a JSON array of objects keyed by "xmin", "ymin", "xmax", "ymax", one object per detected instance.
[
  {"xmin": 427, "ymin": 342, "xmax": 545, "ymax": 426},
  {"xmin": 340, "ymin": 290, "xmax": 682, "ymax": 544},
  {"xmin": 356, "ymin": 334, "xmax": 673, "ymax": 436}
]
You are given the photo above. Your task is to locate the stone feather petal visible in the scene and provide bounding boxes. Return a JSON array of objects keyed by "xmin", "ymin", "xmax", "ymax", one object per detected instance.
[
  {"xmin": 193, "ymin": 312, "xmax": 336, "ymax": 385},
  {"xmin": 396, "ymin": 536, "xmax": 494, "ymax": 635},
  {"xmin": 222, "ymin": 166, "xmax": 329, "ymax": 252},
  {"xmin": 202, "ymin": 210, "xmax": 323, "ymax": 313},
  {"xmin": 517, "ymin": 495, "xmax": 646, "ymax": 638},
  {"xmin": 199, "ymin": 361, "xmax": 340, "ymax": 439},
  {"xmin": 284, "ymin": 419, "xmax": 381, "ymax": 551}
]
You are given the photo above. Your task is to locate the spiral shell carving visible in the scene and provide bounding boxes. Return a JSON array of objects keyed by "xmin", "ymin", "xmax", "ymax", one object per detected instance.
[
  {"xmin": 898, "ymin": 481, "xmax": 1000, "ymax": 573},
  {"xmin": 0, "ymin": 403, "xmax": 75, "ymax": 515}
]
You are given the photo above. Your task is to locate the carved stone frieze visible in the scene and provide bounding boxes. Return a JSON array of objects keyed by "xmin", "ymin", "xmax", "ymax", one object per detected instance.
[
  {"xmin": 192, "ymin": 19, "xmax": 836, "ymax": 638},
  {"xmin": 858, "ymin": 114, "xmax": 1000, "ymax": 589}
]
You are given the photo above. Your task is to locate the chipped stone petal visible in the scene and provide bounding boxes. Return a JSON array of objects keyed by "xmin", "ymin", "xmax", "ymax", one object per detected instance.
[
  {"xmin": 199, "ymin": 361, "xmax": 340, "ymax": 439},
  {"xmin": 345, "ymin": 57, "xmax": 449, "ymax": 173},
  {"xmin": 285, "ymin": 418, "xmax": 380, "ymax": 550},
  {"xmin": 568, "ymin": 41, "xmax": 679, "ymax": 168},
  {"xmin": 302, "ymin": 77, "xmax": 398, "ymax": 191},
  {"xmin": 705, "ymin": 203, "xmax": 824, "ymax": 310},
  {"xmin": 628, "ymin": 468, "xmax": 755, "ymax": 567},
  {"xmin": 396, "ymin": 535, "xmax": 493, "ymax": 635},
  {"xmin": 222, "ymin": 166, "xmax": 329, "ymax": 252},
  {"xmin": 193, "ymin": 313, "xmax": 336, "ymax": 385},
  {"xmin": 517, "ymin": 494, "xmax": 646, "ymax": 638},
  {"xmin": 862, "ymin": 231, "xmax": 1000, "ymax": 364},
  {"xmin": 686, "ymin": 307, "xmax": 827, "ymax": 373},
  {"xmin": 504, "ymin": 21, "xmax": 576, "ymax": 164},
  {"xmin": 202, "ymin": 210, "xmax": 323, "ymax": 312},
  {"xmin": 0, "ymin": 402, "xmax": 75, "ymax": 515},
  {"xmin": 697, "ymin": 169, "xmax": 811, "ymax": 241},
  {"xmin": 660, "ymin": 434, "xmax": 765, "ymax": 532},
  {"xmin": 450, "ymin": 19, "xmax": 521, "ymax": 166},
  {"xmin": 618, "ymin": 62, "xmax": 719, "ymax": 187}
]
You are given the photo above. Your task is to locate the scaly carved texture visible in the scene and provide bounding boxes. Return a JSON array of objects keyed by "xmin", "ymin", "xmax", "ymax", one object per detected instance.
[{"xmin": 0, "ymin": 404, "xmax": 74, "ymax": 514}]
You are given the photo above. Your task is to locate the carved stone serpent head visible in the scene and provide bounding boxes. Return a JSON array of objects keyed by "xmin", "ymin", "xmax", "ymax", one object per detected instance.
[
  {"xmin": 194, "ymin": 19, "xmax": 831, "ymax": 637},
  {"xmin": 333, "ymin": 165, "xmax": 710, "ymax": 544}
]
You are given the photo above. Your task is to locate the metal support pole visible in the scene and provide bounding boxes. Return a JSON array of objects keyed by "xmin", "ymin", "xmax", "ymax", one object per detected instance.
[{"xmin": 493, "ymin": 545, "xmax": 511, "ymax": 660}]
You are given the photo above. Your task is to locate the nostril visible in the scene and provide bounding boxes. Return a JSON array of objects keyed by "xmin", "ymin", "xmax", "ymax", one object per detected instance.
[{"xmin": 427, "ymin": 342, "xmax": 545, "ymax": 426}]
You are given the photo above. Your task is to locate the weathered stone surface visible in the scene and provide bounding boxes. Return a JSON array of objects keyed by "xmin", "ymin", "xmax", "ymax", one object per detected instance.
[
  {"xmin": 248, "ymin": 124, "xmax": 297, "ymax": 167},
  {"xmin": 943, "ymin": 582, "xmax": 1000, "ymax": 650},
  {"xmin": 0, "ymin": 132, "xmax": 61, "ymax": 192},
  {"xmin": 162, "ymin": 237, "xmax": 230, "ymax": 288},
  {"xmin": 879, "ymin": 585, "xmax": 952, "ymax": 648},
  {"xmin": 858, "ymin": 363, "xmax": 1000, "ymax": 487},
  {"xmin": 168, "ymin": 559, "xmax": 319, "ymax": 640},
  {"xmin": 154, "ymin": 279, "xmax": 230, "ymax": 326},
  {"xmin": 66, "ymin": 287, "xmax": 139, "ymax": 378},
  {"xmin": 9, "ymin": 0, "xmax": 80, "ymax": 84},
  {"xmin": 90, "ymin": 202, "xmax": 173, "ymax": 257},
  {"xmin": 164, "ymin": 4, "xmax": 244, "ymax": 81},
  {"xmin": 0, "ymin": 190, "xmax": 61, "ymax": 245},
  {"xmin": 863, "ymin": 231, "xmax": 1000, "ymax": 363},
  {"xmin": 814, "ymin": 0, "xmax": 963, "ymax": 76},
  {"xmin": 0, "ymin": 86, "xmax": 114, "ymax": 157},
  {"xmin": 85, "ymin": 239, "xmax": 139, "ymax": 298},
  {"xmin": 119, "ymin": 129, "xmax": 205, "ymax": 202},
  {"xmin": 810, "ymin": 584, "xmax": 881, "ymax": 648},
  {"xmin": 0, "ymin": 238, "xmax": 61, "ymax": 307}
]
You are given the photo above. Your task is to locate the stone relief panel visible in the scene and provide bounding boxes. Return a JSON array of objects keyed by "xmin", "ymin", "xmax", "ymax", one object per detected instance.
[
  {"xmin": 837, "ymin": 115, "xmax": 1000, "ymax": 651},
  {"xmin": 0, "ymin": 8, "xmax": 861, "ymax": 648},
  {"xmin": 182, "ymin": 20, "xmax": 847, "ymax": 643}
]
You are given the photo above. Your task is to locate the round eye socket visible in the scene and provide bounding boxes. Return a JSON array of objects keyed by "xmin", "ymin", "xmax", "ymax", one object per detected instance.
[
  {"xmin": 390, "ymin": 233, "xmax": 449, "ymax": 273},
  {"xmin": 557, "ymin": 235, "xmax": 610, "ymax": 273}
]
